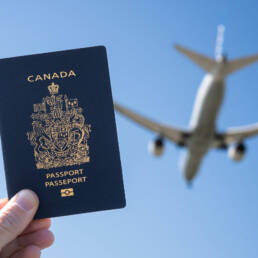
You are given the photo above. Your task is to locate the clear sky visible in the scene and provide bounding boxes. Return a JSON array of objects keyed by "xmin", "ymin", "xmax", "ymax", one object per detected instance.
[{"xmin": 0, "ymin": 1, "xmax": 258, "ymax": 258}]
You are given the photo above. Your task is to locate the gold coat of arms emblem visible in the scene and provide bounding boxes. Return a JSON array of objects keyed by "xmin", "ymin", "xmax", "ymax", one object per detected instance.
[{"xmin": 27, "ymin": 82, "xmax": 91, "ymax": 169}]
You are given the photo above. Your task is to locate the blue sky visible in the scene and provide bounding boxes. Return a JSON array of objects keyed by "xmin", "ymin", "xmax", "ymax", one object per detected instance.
[{"xmin": 0, "ymin": 1, "xmax": 258, "ymax": 257}]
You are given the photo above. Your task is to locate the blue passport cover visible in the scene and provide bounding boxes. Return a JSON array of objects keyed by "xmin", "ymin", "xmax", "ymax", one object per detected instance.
[{"xmin": 0, "ymin": 46, "xmax": 126, "ymax": 219}]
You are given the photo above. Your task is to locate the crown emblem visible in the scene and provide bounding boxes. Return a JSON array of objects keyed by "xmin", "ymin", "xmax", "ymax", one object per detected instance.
[
  {"xmin": 27, "ymin": 83, "xmax": 91, "ymax": 169},
  {"xmin": 48, "ymin": 82, "xmax": 59, "ymax": 95}
]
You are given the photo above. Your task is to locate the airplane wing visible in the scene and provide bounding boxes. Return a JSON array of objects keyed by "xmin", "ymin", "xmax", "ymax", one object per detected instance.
[
  {"xmin": 114, "ymin": 102, "xmax": 190, "ymax": 145},
  {"xmin": 214, "ymin": 123, "xmax": 258, "ymax": 147}
]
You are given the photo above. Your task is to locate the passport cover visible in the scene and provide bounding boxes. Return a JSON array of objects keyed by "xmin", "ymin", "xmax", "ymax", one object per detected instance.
[{"xmin": 0, "ymin": 46, "xmax": 126, "ymax": 219}]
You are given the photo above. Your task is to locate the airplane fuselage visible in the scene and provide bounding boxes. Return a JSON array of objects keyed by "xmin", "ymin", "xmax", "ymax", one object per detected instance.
[{"xmin": 182, "ymin": 66, "xmax": 225, "ymax": 181}]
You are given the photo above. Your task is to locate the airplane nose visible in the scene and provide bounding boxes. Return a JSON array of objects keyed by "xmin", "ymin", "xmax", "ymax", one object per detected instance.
[
  {"xmin": 180, "ymin": 151, "xmax": 202, "ymax": 182},
  {"xmin": 186, "ymin": 180, "xmax": 193, "ymax": 189}
]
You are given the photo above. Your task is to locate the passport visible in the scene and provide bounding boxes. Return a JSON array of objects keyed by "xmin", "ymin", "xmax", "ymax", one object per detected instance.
[{"xmin": 0, "ymin": 46, "xmax": 126, "ymax": 219}]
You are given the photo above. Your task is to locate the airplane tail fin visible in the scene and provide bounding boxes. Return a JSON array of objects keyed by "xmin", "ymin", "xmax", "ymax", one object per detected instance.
[
  {"xmin": 174, "ymin": 44, "xmax": 216, "ymax": 73},
  {"xmin": 225, "ymin": 54, "xmax": 258, "ymax": 75},
  {"xmin": 215, "ymin": 24, "xmax": 226, "ymax": 61}
]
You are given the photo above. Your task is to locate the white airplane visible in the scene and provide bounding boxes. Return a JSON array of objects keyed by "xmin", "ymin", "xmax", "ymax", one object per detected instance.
[{"xmin": 114, "ymin": 26, "xmax": 258, "ymax": 183}]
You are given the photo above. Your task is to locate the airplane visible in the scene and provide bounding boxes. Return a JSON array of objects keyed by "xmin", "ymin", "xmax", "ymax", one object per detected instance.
[{"xmin": 114, "ymin": 25, "xmax": 258, "ymax": 183}]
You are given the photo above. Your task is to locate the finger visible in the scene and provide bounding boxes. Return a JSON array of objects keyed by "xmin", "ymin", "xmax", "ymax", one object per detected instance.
[
  {"xmin": 21, "ymin": 218, "xmax": 51, "ymax": 235},
  {"xmin": 19, "ymin": 229, "xmax": 54, "ymax": 250},
  {"xmin": 11, "ymin": 245, "xmax": 41, "ymax": 258},
  {"xmin": 0, "ymin": 190, "xmax": 39, "ymax": 251},
  {"xmin": 0, "ymin": 199, "xmax": 8, "ymax": 210},
  {"xmin": 1, "ymin": 229, "xmax": 54, "ymax": 257}
]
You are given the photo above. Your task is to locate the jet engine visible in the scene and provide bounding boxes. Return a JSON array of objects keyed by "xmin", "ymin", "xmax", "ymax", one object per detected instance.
[
  {"xmin": 228, "ymin": 142, "xmax": 246, "ymax": 161},
  {"xmin": 148, "ymin": 137, "xmax": 164, "ymax": 156}
]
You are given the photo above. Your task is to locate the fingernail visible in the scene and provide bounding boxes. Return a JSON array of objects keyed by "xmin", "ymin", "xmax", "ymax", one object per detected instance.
[{"xmin": 16, "ymin": 190, "xmax": 39, "ymax": 212}]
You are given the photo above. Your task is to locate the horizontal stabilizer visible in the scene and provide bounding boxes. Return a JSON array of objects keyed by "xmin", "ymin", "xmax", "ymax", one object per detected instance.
[
  {"xmin": 226, "ymin": 54, "xmax": 258, "ymax": 75},
  {"xmin": 175, "ymin": 44, "xmax": 216, "ymax": 72}
]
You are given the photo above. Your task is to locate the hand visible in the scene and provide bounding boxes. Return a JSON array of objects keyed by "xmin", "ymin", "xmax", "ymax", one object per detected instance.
[{"xmin": 0, "ymin": 190, "xmax": 54, "ymax": 258}]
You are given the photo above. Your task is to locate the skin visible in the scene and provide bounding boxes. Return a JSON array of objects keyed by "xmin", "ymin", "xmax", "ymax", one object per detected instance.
[{"xmin": 0, "ymin": 191, "xmax": 54, "ymax": 258}]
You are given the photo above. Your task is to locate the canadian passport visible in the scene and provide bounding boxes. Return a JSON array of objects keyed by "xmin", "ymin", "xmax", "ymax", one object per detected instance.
[{"xmin": 0, "ymin": 46, "xmax": 126, "ymax": 219}]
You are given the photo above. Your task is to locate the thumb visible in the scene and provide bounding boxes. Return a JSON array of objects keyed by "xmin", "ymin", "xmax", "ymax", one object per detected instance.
[{"xmin": 0, "ymin": 190, "xmax": 39, "ymax": 251}]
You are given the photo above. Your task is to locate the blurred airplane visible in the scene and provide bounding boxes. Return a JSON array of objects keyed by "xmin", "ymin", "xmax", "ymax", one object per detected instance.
[{"xmin": 114, "ymin": 25, "xmax": 258, "ymax": 183}]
